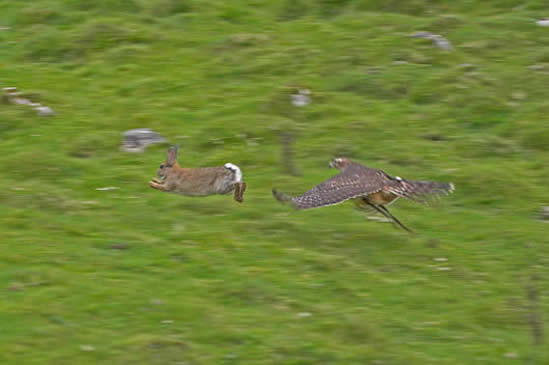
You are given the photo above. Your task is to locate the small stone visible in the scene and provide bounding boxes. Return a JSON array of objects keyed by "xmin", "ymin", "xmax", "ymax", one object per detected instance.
[
  {"xmin": 503, "ymin": 352, "xmax": 518, "ymax": 359},
  {"xmin": 291, "ymin": 88, "xmax": 311, "ymax": 107},
  {"xmin": 79, "ymin": 345, "xmax": 95, "ymax": 352},
  {"xmin": 110, "ymin": 243, "xmax": 130, "ymax": 250},
  {"xmin": 528, "ymin": 64, "xmax": 545, "ymax": 70},
  {"xmin": 511, "ymin": 91, "xmax": 527, "ymax": 100},
  {"xmin": 297, "ymin": 312, "xmax": 312, "ymax": 318},
  {"xmin": 458, "ymin": 63, "xmax": 476, "ymax": 70},
  {"xmin": 431, "ymin": 35, "xmax": 452, "ymax": 50},
  {"xmin": 409, "ymin": 31, "xmax": 452, "ymax": 50},
  {"xmin": 410, "ymin": 31, "xmax": 432, "ymax": 38},
  {"xmin": 437, "ymin": 267, "xmax": 451, "ymax": 271},
  {"xmin": 422, "ymin": 134, "xmax": 447, "ymax": 142},
  {"xmin": 8, "ymin": 282, "xmax": 24, "ymax": 291},
  {"xmin": 172, "ymin": 224, "xmax": 186, "ymax": 233},
  {"xmin": 536, "ymin": 19, "xmax": 549, "ymax": 27},
  {"xmin": 34, "ymin": 106, "xmax": 55, "ymax": 116},
  {"xmin": 13, "ymin": 98, "xmax": 31, "ymax": 105},
  {"xmin": 96, "ymin": 186, "xmax": 120, "ymax": 191},
  {"xmin": 161, "ymin": 320, "xmax": 174, "ymax": 324},
  {"xmin": 150, "ymin": 298, "xmax": 164, "ymax": 305},
  {"xmin": 2, "ymin": 87, "xmax": 55, "ymax": 117},
  {"xmin": 433, "ymin": 257, "xmax": 448, "ymax": 262},
  {"xmin": 366, "ymin": 216, "xmax": 392, "ymax": 223}
]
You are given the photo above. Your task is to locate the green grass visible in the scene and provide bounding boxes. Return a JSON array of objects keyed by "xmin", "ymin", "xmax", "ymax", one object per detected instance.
[{"xmin": 1, "ymin": 1, "xmax": 549, "ymax": 364}]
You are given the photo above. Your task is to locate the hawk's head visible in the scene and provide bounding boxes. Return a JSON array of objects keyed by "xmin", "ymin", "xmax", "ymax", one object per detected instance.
[{"xmin": 329, "ymin": 157, "xmax": 352, "ymax": 170}]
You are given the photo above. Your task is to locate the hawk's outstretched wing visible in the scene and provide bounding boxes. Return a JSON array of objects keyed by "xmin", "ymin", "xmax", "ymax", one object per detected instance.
[
  {"xmin": 273, "ymin": 163, "xmax": 392, "ymax": 210},
  {"xmin": 383, "ymin": 179, "xmax": 454, "ymax": 203}
]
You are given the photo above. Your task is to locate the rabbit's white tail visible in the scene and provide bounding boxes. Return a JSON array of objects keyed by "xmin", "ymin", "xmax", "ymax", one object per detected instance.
[{"xmin": 224, "ymin": 163, "xmax": 242, "ymax": 182}]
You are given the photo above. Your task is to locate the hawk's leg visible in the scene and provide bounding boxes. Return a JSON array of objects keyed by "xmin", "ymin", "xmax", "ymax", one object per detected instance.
[
  {"xmin": 378, "ymin": 205, "xmax": 414, "ymax": 234},
  {"xmin": 368, "ymin": 203, "xmax": 414, "ymax": 234}
]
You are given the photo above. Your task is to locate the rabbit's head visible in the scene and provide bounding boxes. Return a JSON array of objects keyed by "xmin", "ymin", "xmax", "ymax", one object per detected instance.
[{"xmin": 157, "ymin": 146, "xmax": 179, "ymax": 179}]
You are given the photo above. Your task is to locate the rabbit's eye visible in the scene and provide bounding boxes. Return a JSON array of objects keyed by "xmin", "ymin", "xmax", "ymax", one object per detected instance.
[{"xmin": 159, "ymin": 164, "xmax": 165, "ymax": 169}]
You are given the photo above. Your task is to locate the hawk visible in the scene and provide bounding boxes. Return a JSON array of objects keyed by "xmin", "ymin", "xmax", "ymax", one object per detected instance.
[{"xmin": 272, "ymin": 157, "xmax": 454, "ymax": 233}]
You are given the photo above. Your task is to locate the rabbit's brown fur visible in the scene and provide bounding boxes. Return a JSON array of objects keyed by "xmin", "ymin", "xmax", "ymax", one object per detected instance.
[{"xmin": 149, "ymin": 146, "xmax": 246, "ymax": 202}]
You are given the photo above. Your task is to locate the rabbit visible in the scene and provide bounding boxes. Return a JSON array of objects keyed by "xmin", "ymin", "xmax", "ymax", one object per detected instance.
[{"xmin": 149, "ymin": 146, "xmax": 246, "ymax": 202}]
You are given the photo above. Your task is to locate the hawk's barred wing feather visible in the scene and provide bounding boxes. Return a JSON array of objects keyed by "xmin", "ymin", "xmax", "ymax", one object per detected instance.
[
  {"xmin": 384, "ymin": 179, "xmax": 454, "ymax": 203},
  {"xmin": 273, "ymin": 163, "xmax": 391, "ymax": 210}
]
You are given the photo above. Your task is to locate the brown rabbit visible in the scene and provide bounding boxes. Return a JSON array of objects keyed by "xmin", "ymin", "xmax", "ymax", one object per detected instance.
[{"xmin": 149, "ymin": 146, "xmax": 246, "ymax": 202}]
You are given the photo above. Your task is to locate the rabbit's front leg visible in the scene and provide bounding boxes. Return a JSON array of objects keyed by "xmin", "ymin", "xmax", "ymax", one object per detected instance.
[
  {"xmin": 149, "ymin": 180, "xmax": 168, "ymax": 191},
  {"xmin": 151, "ymin": 177, "xmax": 163, "ymax": 183},
  {"xmin": 233, "ymin": 182, "xmax": 246, "ymax": 203}
]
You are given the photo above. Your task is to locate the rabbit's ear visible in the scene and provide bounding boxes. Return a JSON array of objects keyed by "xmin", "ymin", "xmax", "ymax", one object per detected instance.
[{"xmin": 166, "ymin": 146, "xmax": 178, "ymax": 166}]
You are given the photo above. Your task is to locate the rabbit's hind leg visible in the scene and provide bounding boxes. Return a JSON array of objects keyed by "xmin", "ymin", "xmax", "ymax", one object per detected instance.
[{"xmin": 233, "ymin": 182, "xmax": 246, "ymax": 203}]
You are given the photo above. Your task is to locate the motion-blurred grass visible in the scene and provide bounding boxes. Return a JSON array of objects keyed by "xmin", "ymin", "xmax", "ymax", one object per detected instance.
[{"xmin": 1, "ymin": 1, "xmax": 548, "ymax": 364}]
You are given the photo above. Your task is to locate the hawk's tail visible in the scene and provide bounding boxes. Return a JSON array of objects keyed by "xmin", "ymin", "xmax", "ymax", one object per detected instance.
[
  {"xmin": 272, "ymin": 188, "xmax": 294, "ymax": 204},
  {"xmin": 389, "ymin": 180, "xmax": 454, "ymax": 203}
]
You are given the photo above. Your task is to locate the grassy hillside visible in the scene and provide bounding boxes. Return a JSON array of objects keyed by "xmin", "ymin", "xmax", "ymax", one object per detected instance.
[{"xmin": 1, "ymin": 1, "xmax": 548, "ymax": 364}]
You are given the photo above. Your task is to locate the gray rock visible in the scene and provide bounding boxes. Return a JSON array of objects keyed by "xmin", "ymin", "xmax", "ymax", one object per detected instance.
[
  {"xmin": 3, "ymin": 87, "xmax": 56, "ymax": 116},
  {"xmin": 34, "ymin": 106, "xmax": 55, "ymax": 116},
  {"xmin": 291, "ymin": 88, "xmax": 311, "ymax": 107},
  {"xmin": 13, "ymin": 98, "xmax": 31, "ymax": 105},
  {"xmin": 410, "ymin": 31, "xmax": 452, "ymax": 50},
  {"xmin": 458, "ymin": 63, "xmax": 476, "ymax": 70},
  {"xmin": 79, "ymin": 345, "xmax": 95, "ymax": 352},
  {"xmin": 539, "ymin": 206, "xmax": 549, "ymax": 220},
  {"xmin": 121, "ymin": 128, "xmax": 166, "ymax": 153}
]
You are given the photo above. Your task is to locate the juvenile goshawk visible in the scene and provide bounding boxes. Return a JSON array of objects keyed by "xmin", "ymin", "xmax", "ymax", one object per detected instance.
[{"xmin": 272, "ymin": 157, "xmax": 454, "ymax": 233}]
